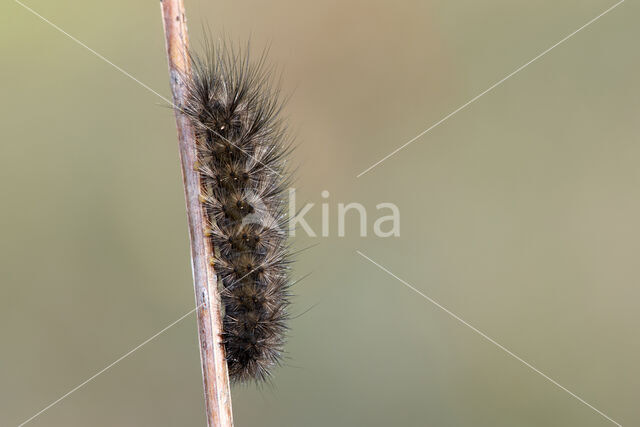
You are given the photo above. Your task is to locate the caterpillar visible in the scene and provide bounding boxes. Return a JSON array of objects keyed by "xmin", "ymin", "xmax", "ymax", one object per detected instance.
[{"xmin": 181, "ymin": 42, "xmax": 292, "ymax": 383}]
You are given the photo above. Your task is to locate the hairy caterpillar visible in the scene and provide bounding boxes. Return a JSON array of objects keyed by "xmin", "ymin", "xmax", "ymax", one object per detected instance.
[{"xmin": 181, "ymin": 42, "xmax": 292, "ymax": 383}]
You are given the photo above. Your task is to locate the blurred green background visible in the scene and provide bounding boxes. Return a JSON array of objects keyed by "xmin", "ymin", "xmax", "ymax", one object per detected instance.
[{"xmin": 1, "ymin": 0, "xmax": 638, "ymax": 426}]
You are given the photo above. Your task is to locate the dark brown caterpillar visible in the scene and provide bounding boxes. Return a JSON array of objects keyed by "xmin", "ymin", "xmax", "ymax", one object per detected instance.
[{"xmin": 181, "ymin": 41, "xmax": 292, "ymax": 383}]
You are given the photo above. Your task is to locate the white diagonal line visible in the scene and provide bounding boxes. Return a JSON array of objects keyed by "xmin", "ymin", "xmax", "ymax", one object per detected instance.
[
  {"xmin": 356, "ymin": 250, "xmax": 623, "ymax": 427},
  {"xmin": 356, "ymin": 0, "xmax": 624, "ymax": 178},
  {"xmin": 17, "ymin": 304, "xmax": 201, "ymax": 427},
  {"xmin": 14, "ymin": 2, "xmax": 287, "ymax": 423},
  {"xmin": 13, "ymin": 0, "xmax": 173, "ymax": 104},
  {"xmin": 16, "ymin": 264, "xmax": 263, "ymax": 426},
  {"xmin": 14, "ymin": 0, "xmax": 283, "ymax": 178}
]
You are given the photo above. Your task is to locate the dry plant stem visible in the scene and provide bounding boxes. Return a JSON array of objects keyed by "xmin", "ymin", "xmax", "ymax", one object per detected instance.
[{"xmin": 160, "ymin": 1, "xmax": 234, "ymax": 426}]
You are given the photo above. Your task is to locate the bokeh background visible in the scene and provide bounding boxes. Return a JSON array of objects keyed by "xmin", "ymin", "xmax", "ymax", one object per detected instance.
[{"xmin": 1, "ymin": 0, "xmax": 638, "ymax": 426}]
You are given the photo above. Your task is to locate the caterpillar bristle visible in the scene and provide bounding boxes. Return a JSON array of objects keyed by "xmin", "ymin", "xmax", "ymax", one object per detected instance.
[{"xmin": 181, "ymin": 40, "xmax": 292, "ymax": 384}]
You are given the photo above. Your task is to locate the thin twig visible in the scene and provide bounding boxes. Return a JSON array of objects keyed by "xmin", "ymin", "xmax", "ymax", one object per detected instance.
[{"xmin": 160, "ymin": 1, "xmax": 234, "ymax": 426}]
